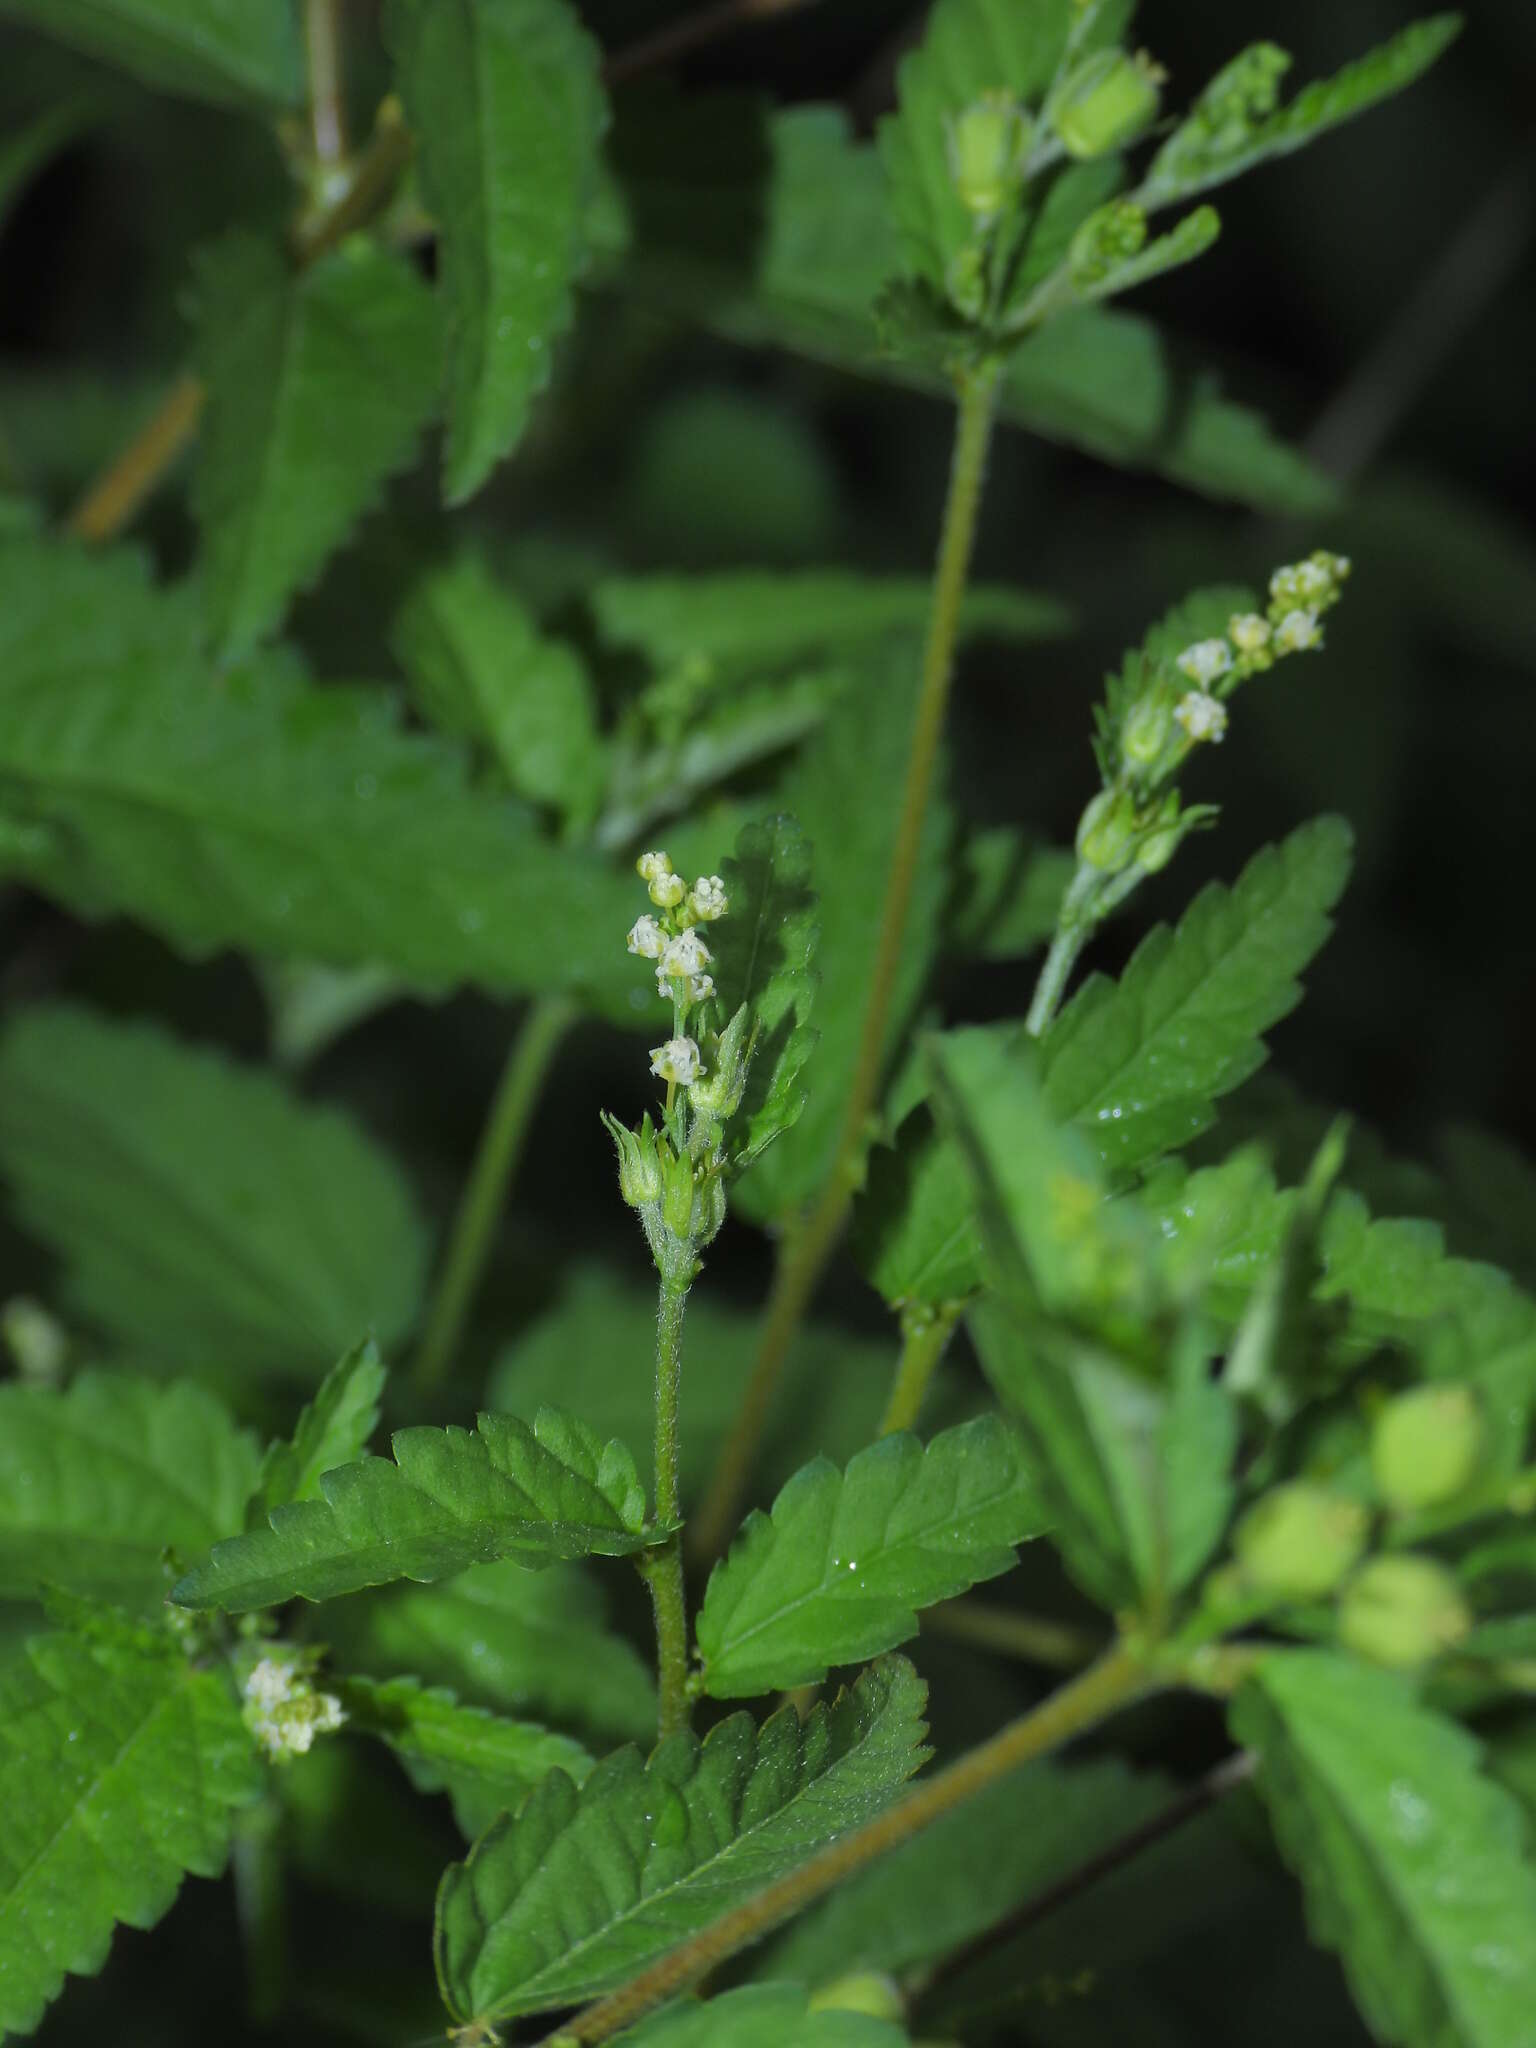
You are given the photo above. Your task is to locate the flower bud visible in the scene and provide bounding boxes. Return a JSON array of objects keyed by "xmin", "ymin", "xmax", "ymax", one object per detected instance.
[
  {"xmin": 1053, "ymin": 49, "xmax": 1163, "ymax": 160},
  {"xmin": 602, "ymin": 1112, "xmax": 662, "ymax": 1208},
  {"xmin": 946, "ymin": 93, "xmax": 1031, "ymax": 222},
  {"xmin": 1121, "ymin": 691, "xmax": 1172, "ymax": 769},
  {"xmin": 1371, "ymin": 1384, "xmax": 1483, "ymax": 1511},
  {"xmin": 689, "ymin": 1003, "xmax": 750, "ymax": 1123},
  {"xmin": 1337, "ymin": 1555, "xmax": 1472, "ymax": 1669},
  {"xmin": 1076, "ymin": 787, "xmax": 1138, "ymax": 873},
  {"xmin": 808, "ymin": 1973, "xmax": 904, "ymax": 2023},
  {"xmin": 1135, "ymin": 792, "xmax": 1183, "ymax": 876},
  {"xmin": 1069, "ymin": 199, "xmax": 1147, "ymax": 286},
  {"xmin": 1234, "ymin": 1483, "xmax": 1369, "ymax": 1600},
  {"xmin": 661, "ymin": 1143, "xmax": 699, "ymax": 1239},
  {"xmin": 946, "ymin": 243, "xmax": 988, "ymax": 320}
]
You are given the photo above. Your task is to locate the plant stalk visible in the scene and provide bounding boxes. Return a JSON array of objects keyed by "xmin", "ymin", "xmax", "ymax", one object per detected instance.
[
  {"xmin": 304, "ymin": 0, "xmax": 348, "ymax": 169},
  {"xmin": 540, "ymin": 1642, "xmax": 1151, "ymax": 2046},
  {"xmin": 640, "ymin": 1273, "xmax": 693, "ymax": 1739},
  {"xmin": 414, "ymin": 997, "xmax": 574, "ymax": 1393},
  {"xmin": 1024, "ymin": 860, "xmax": 1099, "ymax": 1037},
  {"xmin": 691, "ymin": 361, "xmax": 1002, "ymax": 1563},
  {"xmin": 877, "ymin": 1305, "xmax": 961, "ymax": 1437},
  {"xmin": 921, "ymin": 1598, "xmax": 1102, "ymax": 1672}
]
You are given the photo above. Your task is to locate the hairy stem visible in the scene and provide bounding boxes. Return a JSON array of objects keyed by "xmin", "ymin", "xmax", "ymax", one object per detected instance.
[
  {"xmin": 304, "ymin": 0, "xmax": 348, "ymax": 169},
  {"xmin": 641, "ymin": 1274, "xmax": 693, "ymax": 1739},
  {"xmin": 877, "ymin": 1305, "xmax": 961, "ymax": 1437},
  {"xmin": 414, "ymin": 998, "xmax": 574, "ymax": 1393},
  {"xmin": 540, "ymin": 1643, "xmax": 1151, "ymax": 2046},
  {"xmin": 691, "ymin": 362, "xmax": 1002, "ymax": 1563},
  {"xmin": 1024, "ymin": 860, "xmax": 1099, "ymax": 1038}
]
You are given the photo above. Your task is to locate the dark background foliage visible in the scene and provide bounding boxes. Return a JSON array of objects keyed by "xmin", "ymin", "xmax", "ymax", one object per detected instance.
[{"xmin": 0, "ymin": 2, "xmax": 1531, "ymax": 2042}]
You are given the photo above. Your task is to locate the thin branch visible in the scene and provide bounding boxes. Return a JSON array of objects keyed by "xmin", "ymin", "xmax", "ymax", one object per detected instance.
[
  {"xmin": 604, "ymin": 0, "xmax": 821, "ymax": 87},
  {"xmin": 305, "ymin": 0, "xmax": 349, "ymax": 169}
]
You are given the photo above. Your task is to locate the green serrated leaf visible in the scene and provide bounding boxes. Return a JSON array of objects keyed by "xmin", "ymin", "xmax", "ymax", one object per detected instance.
[
  {"xmin": 0, "ymin": 536, "xmax": 643, "ymax": 1017},
  {"xmin": 191, "ymin": 234, "xmax": 441, "ymax": 657},
  {"xmin": 0, "ymin": 1618, "xmax": 261, "ymax": 2038},
  {"xmin": 1140, "ymin": 17, "xmax": 1463, "ymax": 212},
  {"xmin": 1233, "ymin": 1650, "xmax": 1536, "ymax": 2048},
  {"xmin": 850, "ymin": 1106, "xmax": 986, "ymax": 1310},
  {"xmin": 252, "ymin": 1340, "xmax": 388, "ymax": 1521},
  {"xmin": 172, "ymin": 1408, "xmax": 651, "ymax": 1613},
  {"xmin": 392, "ymin": 552, "xmax": 604, "ymax": 826},
  {"xmin": 336, "ymin": 1674, "xmax": 592, "ymax": 1839},
  {"xmin": 0, "ymin": 1373, "xmax": 259, "ymax": 1614},
  {"xmin": 615, "ymin": 1984, "xmax": 910, "ymax": 2048},
  {"xmin": 433, "ymin": 1656, "xmax": 929, "ymax": 2025},
  {"xmin": 0, "ymin": 1004, "xmax": 429, "ymax": 1386},
  {"xmin": 592, "ymin": 571, "xmax": 1069, "ymax": 672},
  {"xmin": 712, "ymin": 814, "xmax": 819, "ymax": 1168},
  {"xmin": 389, "ymin": 0, "xmax": 607, "ymax": 503},
  {"xmin": 1042, "ymin": 817, "xmax": 1354, "ymax": 1174},
  {"xmin": 0, "ymin": 0, "xmax": 303, "ymax": 109},
  {"xmin": 734, "ymin": 648, "xmax": 950, "ymax": 1223},
  {"xmin": 323, "ymin": 1559, "xmax": 656, "ymax": 1743},
  {"xmin": 696, "ymin": 1417, "xmax": 1047, "ymax": 1697}
]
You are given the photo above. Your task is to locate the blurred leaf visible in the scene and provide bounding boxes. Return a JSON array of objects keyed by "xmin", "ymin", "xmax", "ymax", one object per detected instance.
[
  {"xmin": 0, "ymin": 537, "xmax": 643, "ymax": 1017},
  {"xmin": 172, "ymin": 1408, "xmax": 651, "ymax": 1612},
  {"xmin": 591, "ymin": 100, "xmax": 1333, "ymax": 514},
  {"xmin": 0, "ymin": 0, "xmax": 302, "ymax": 108},
  {"xmin": 0, "ymin": 1004, "xmax": 428, "ymax": 1386},
  {"xmin": 851, "ymin": 1106, "xmax": 986, "ymax": 1311},
  {"xmin": 335, "ymin": 1674, "xmax": 592, "ymax": 1840},
  {"xmin": 1233, "ymin": 1649, "xmax": 1536, "ymax": 2048},
  {"xmin": 323, "ymin": 1559, "xmax": 655, "ymax": 1743},
  {"xmin": 734, "ymin": 648, "xmax": 950, "ymax": 1223},
  {"xmin": 1042, "ymin": 818, "xmax": 1354, "ymax": 1174},
  {"xmin": 433, "ymin": 1657, "xmax": 929, "ymax": 2025},
  {"xmin": 0, "ymin": 95, "xmax": 100, "ymax": 232},
  {"xmin": 252, "ymin": 1340, "xmax": 388, "ymax": 1520},
  {"xmin": 488, "ymin": 1265, "xmax": 896, "ymax": 1505},
  {"xmin": 762, "ymin": 1753, "xmax": 1166, "ymax": 1984},
  {"xmin": 592, "ymin": 571, "xmax": 1069, "ymax": 672},
  {"xmin": 389, "ymin": 0, "xmax": 606, "ymax": 503},
  {"xmin": 393, "ymin": 553, "xmax": 603, "ymax": 826},
  {"xmin": 0, "ymin": 1372, "xmax": 259, "ymax": 1613},
  {"xmin": 1141, "ymin": 18, "xmax": 1463, "ymax": 211},
  {"xmin": 950, "ymin": 826, "xmax": 1074, "ymax": 960},
  {"xmin": 713, "ymin": 813, "xmax": 820, "ymax": 1169},
  {"xmin": 696, "ymin": 1416, "xmax": 1047, "ymax": 1697},
  {"xmin": 617, "ymin": 1985, "xmax": 909, "ymax": 2048},
  {"xmin": 0, "ymin": 1613, "xmax": 261, "ymax": 2039},
  {"xmin": 191, "ymin": 234, "xmax": 441, "ymax": 658}
]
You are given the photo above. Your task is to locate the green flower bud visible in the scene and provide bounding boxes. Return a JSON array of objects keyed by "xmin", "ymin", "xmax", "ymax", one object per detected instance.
[
  {"xmin": 808, "ymin": 1973, "xmax": 905, "ymax": 2023},
  {"xmin": 1337, "ymin": 1555, "xmax": 1472, "ymax": 1669},
  {"xmin": 689, "ymin": 1002, "xmax": 750, "ymax": 1124},
  {"xmin": 945, "ymin": 243, "xmax": 988, "ymax": 321},
  {"xmin": 1134, "ymin": 792, "xmax": 1184, "ymax": 876},
  {"xmin": 1371, "ymin": 1384, "xmax": 1484, "ymax": 1512},
  {"xmin": 602, "ymin": 1112, "xmax": 662, "ymax": 1209},
  {"xmin": 660, "ymin": 1143, "xmax": 698, "ymax": 1239},
  {"xmin": 1234, "ymin": 1483, "xmax": 1369, "ymax": 1600},
  {"xmin": 1053, "ymin": 49, "xmax": 1163, "ymax": 160},
  {"xmin": 946, "ymin": 93, "xmax": 1031, "ymax": 221},
  {"xmin": 1120, "ymin": 691, "xmax": 1172, "ymax": 769},
  {"xmin": 1069, "ymin": 199, "xmax": 1148, "ymax": 287},
  {"xmin": 1075, "ymin": 787, "xmax": 1138, "ymax": 873}
]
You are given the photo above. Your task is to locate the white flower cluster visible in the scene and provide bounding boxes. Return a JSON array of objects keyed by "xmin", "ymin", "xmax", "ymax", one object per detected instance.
[
  {"xmin": 243, "ymin": 1657, "xmax": 346, "ymax": 1762},
  {"xmin": 628, "ymin": 850, "xmax": 730, "ymax": 1096},
  {"xmin": 1165, "ymin": 549, "xmax": 1351, "ymax": 749}
]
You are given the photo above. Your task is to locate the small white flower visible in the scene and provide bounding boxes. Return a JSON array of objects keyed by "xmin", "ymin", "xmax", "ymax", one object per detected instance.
[
  {"xmin": 688, "ymin": 875, "xmax": 728, "ymax": 922},
  {"xmin": 648, "ymin": 870, "xmax": 686, "ymax": 910},
  {"xmin": 1274, "ymin": 607, "xmax": 1323, "ymax": 654},
  {"xmin": 651, "ymin": 1037, "xmax": 704, "ymax": 1087},
  {"xmin": 626, "ymin": 915, "xmax": 665, "ymax": 960},
  {"xmin": 1228, "ymin": 613, "xmax": 1272, "ymax": 656},
  {"xmin": 1176, "ymin": 639, "xmax": 1233, "ymax": 687},
  {"xmin": 659, "ymin": 929, "xmax": 712, "ymax": 980},
  {"xmin": 686, "ymin": 973, "xmax": 715, "ymax": 1004},
  {"xmin": 1174, "ymin": 691, "xmax": 1229, "ymax": 744},
  {"xmin": 245, "ymin": 1658, "xmax": 299, "ymax": 1711},
  {"xmin": 310, "ymin": 1692, "xmax": 347, "ymax": 1735},
  {"xmin": 636, "ymin": 850, "xmax": 673, "ymax": 885}
]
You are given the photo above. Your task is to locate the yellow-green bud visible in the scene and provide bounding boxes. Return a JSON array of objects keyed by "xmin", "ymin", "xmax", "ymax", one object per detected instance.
[
  {"xmin": 808, "ymin": 1973, "xmax": 904, "ymax": 2023},
  {"xmin": 945, "ymin": 244, "xmax": 988, "ymax": 321},
  {"xmin": 946, "ymin": 93, "xmax": 1031, "ymax": 221},
  {"xmin": 1053, "ymin": 50, "xmax": 1163, "ymax": 160},
  {"xmin": 1121, "ymin": 692, "xmax": 1172, "ymax": 769},
  {"xmin": 1234, "ymin": 1483, "xmax": 1369, "ymax": 1600},
  {"xmin": 1135, "ymin": 792, "xmax": 1184, "ymax": 876},
  {"xmin": 1371, "ymin": 1384, "xmax": 1484, "ymax": 1512},
  {"xmin": 1075, "ymin": 787, "xmax": 1138, "ymax": 873},
  {"xmin": 1069, "ymin": 199, "xmax": 1148, "ymax": 286},
  {"xmin": 1337, "ymin": 1555, "xmax": 1472, "ymax": 1669},
  {"xmin": 660, "ymin": 1144, "xmax": 699, "ymax": 1239},
  {"xmin": 603, "ymin": 1113, "xmax": 662, "ymax": 1209}
]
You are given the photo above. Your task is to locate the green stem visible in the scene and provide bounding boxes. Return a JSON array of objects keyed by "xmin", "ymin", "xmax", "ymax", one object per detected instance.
[
  {"xmin": 641, "ymin": 1273, "xmax": 692, "ymax": 1739},
  {"xmin": 413, "ymin": 997, "xmax": 574, "ymax": 1393},
  {"xmin": 877, "ymin": 1305, "xmax": 961, "ymax": 1438},
  {"xmin": 1024, "ymin": 860, "xmax": 1099, "ymax": 1038},
  {"xmin": 540, "ymin": 1644, "xmax": 1152, "ymax": 2046},
  {"xmin": 690, "ymin": 361, "xmax": 1002, "ymax": 1564},
  {"xmin": 232, "ymin": 1799, "xmax": 288, "ymax": 2025},
  {"xmin": 304, "ymin": 0, "xmax": 347, "ymax": 168},
  {"xmin": 921, "ymin": 1597, "xmax": 1102, "ymax": 1672}
]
